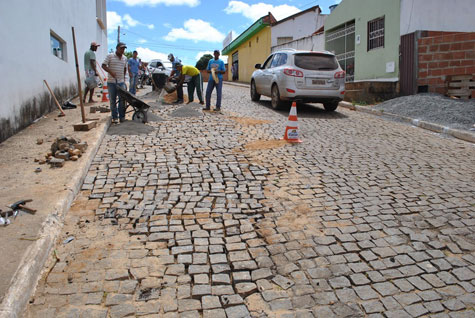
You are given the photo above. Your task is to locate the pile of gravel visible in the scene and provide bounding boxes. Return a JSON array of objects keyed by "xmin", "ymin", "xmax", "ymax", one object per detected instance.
[
  {"xmin": 374, "ymin": 93, "xmax": 475, "ymax": 131},
  {"xmin": 169, "ymin": 105, "xmax": 203, "ymax": 118}
]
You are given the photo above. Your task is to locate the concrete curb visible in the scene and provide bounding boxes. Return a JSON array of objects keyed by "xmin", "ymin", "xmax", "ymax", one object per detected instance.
[
  {"xmin": 339, "ymin": 101, "xmax": 475, "ymax": 144},
  {"xmin": 224, "ymin": 81, "xmax": 249, "ymax": 89},
  {"xmin": 0, "ymin": 119, "xmax": 111, "ymax": 318}
]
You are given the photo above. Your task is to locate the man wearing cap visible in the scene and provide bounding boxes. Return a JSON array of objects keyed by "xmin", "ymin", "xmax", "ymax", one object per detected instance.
[
  {"xmin": 167, "ymin": 53, "xmax": 183, "ymax": 104},
  {"xmin": 204, "ymin": 49, "xmax": 226, "ymax": 111},
  {"xmin": 83, "ymin": 42, "xmax": 100, "ymax": 103},
  {"xmin": 128, "ymin": 50, "xmax": 140, "ymax": 95},
  {"xmin": 102, "ymin": 42, "xmax": 128, "ymax": 123},
  {"xmin": 176, "ymin": 63, "xmax": 204, "ymax": 105}
]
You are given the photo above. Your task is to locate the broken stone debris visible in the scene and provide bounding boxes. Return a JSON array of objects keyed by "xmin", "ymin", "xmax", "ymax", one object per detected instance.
[
  {"xmin": 89, "ymin": 106, "xmax": 110, "ymax": 113},
  {"xmin": 42, "ymin": 136, "xmax": 88, "ymax": 168}
]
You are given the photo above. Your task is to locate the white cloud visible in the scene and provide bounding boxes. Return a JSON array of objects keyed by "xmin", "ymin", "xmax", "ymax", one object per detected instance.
[
  {"xmin": 224, "ymin": 1, "xmax": 300, "ymax": 21},
  {"xmin": 164, "ymin": 19, "xmax": 225, "ymax": 43},
  {"xmin": 135, "ymin": 47, "xmax": 169, "ymax": 62},
  {"xmin": 107, "ymin": 11, "xmax": 122, "ymax": 34},
  {"xmin": 123, "ymin": 14, "xmax": 139, "ymax": 27},
  {"xmin": 114, "ymin": 0, "xmax": 199, "ymax": 7},
  {"xmin": 163, "ymin": 23, "xmax": 172, "ymax": 28},
  {"xmin": 138, "ymin": 38, "xmax": 148, "ymax": 44},
  {"xmin": 107, "ymin": 11, "xmax": 154, "ymax": 34}
]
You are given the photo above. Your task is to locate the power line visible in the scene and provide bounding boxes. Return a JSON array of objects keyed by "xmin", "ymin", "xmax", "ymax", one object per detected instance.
[{"xmin": 120, "ymin": 28, "xmax": 215, "ymax": 51}]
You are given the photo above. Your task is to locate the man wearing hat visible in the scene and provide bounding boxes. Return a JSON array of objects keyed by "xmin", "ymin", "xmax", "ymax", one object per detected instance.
[
  {"xmin": 102, "ymin": 42, "xmax": 128, "ymax": 123},
  {"xmin": 175, "ymin": 63, "xmax": 204, "ymax": 105},
  {"xmin": 83, "ymin": 41, "xmax": 100, "ymax": 103},
  {"xmin": 167, "ymin": 53, "xmax": 183, "ymax": 104},
  {"xmin": 204, "ymin": 49, "xmax": 226, "ymax": 111}
]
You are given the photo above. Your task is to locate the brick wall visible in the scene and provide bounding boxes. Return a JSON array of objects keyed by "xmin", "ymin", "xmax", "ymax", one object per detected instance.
[{"xmin": 417, "ymin": 31, "xmax": 475, "ymax": 95}]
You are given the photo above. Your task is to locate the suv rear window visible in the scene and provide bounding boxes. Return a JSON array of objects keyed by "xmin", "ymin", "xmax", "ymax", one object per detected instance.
[{"xmin": 294, "ymin": 53, "xmax": 339, "ymax": 71}]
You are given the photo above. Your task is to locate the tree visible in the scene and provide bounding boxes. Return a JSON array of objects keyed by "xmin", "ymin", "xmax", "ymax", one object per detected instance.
[
  {"xmin": 124, "ymin": 51, "xmax": 133, "ymax": 59},
  {"xmin": 195, "ymin": 54, "xmax": 213, "ymax": 70}
]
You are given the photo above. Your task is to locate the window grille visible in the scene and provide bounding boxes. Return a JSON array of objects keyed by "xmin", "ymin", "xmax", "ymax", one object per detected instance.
[{"xmin": 368, "ymin": 16, "xmax": 384, "ymax": 50}]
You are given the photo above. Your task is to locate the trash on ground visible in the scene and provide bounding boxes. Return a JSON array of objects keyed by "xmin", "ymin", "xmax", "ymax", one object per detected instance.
[{"xmin": 63, "ymin": 236, "xmax": 75, "ymax": 244}]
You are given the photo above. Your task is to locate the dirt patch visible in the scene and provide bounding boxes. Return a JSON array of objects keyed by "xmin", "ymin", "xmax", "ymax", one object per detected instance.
[
  {"xmin": 243, "ymin": 139, "xmax": 289, "ymax": 150},
  {"xmin": 228, "ymin": 117, "xmax": 272, "ymax": 126},
  {"xmin": 162, "ymin": 91, "xmax": 189, "ymax": 104}
]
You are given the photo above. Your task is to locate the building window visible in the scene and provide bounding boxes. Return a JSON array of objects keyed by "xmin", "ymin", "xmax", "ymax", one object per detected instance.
[
  {"xmin": 256, "ymin": 36, "xmax": 259, "ymax": 43},
  {"xmin": 368, "ymin": 16, "xmax": 384, "ymax": 51},
  {"xmin": 277, "ymin": 37, "xmax": 293, "ymax": 45},
  {"xmin": 50, "ymin": 30, "xmax": 66, "ymax": 61}
]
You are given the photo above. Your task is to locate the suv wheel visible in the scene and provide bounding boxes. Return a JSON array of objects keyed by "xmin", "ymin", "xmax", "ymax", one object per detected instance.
[
  {"xmin": 271, "ymin": 85, "xmax": 284, "ymax": 110},
  {"xmin": 323, "ymin": 101, "xmax": 339, "ymax": 112},
  {"xmin": 250, "ymin": 80, "xmax": 260, "ymax": 101}
]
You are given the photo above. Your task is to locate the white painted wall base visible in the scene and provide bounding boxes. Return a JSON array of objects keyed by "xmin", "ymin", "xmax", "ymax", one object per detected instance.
[{"xmin": 0, "ymin": 0, "xmax": 107, "ymax": 142}]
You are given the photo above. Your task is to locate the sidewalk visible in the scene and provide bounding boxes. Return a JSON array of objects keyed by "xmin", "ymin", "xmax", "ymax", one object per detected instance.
[{"xmin": 0, "ymin": 97, "xmax": 111, "ymax": 317}]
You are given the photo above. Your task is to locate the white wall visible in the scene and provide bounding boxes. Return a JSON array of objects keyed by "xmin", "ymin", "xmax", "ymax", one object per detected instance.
[
  {"xmin": 271, "ymin": 8, "xmax": 326, "ymax": 47},
  {"xmin": 271, "ymin": 33, "xmax": 325, "ymax": 53},
  {"xmin": 400, "ymin": 0, "xmax": 475, "ymax": 35},
  {"xmin": 0, "ymin": 0, "xmax": 107, "ymax": 139}
]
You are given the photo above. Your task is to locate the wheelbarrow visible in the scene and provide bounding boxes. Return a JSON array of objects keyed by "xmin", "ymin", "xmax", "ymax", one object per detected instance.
[{"xmin": 116, "ymin": 85, "xmax": 150, "ymax": 123}]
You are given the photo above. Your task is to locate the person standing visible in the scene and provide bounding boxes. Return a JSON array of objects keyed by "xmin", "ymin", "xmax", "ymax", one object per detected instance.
[
  {"xmin": 204, "ymin": 49, "xmax": 226, "ymax": 111},
  {"xmin": 167, "ymin": 53, "xmax": 183, "ymax": 104},
  {"xmin": 102, "ymin": 42, "xmax": 128, "ymax": 123},
  {"xmin": 175, "ymin": 63, "xmax": 204, "ymax": 105},
  {"xmin": 83, "ymin": 41, "xmax": 100, "ymax": 103},
  {"xmin": 128, "ymin": 50, "xmax": 140, "ymax": 95}
]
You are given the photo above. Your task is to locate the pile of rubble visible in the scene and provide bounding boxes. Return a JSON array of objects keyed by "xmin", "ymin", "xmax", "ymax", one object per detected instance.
[
  {"xmin": 89, "ymin": 105, "xmax": 110, "ymax": 113},
  {"xmin": 36, "ymin": 136, "xmax": 88, "ymax": 167}
]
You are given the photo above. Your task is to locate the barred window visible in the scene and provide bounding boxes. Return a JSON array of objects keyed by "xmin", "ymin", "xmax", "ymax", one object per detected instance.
[{"xmin": 368, "ymin": 16, "xmax": 384, "ymax": 51}]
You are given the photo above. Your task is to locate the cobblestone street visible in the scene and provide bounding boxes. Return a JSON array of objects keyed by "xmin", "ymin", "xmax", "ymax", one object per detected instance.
[{"xmin": 27, "ymin": 85, "xmax": 475, "ymax": 318}]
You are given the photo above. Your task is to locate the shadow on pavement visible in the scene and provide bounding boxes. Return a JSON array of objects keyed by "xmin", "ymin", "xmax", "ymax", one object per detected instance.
[
  {"xmin": 107, "ymin": 120, "xmax": 156, "ymax": 136},
  {"xmin": 254, "ymin": 100, "xmax": 349, "ymax": 119}
]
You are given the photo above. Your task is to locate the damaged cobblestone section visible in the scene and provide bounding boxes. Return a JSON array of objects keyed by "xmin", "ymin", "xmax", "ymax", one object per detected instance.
[
  {"xmin": 222, "ymin": 87, "xmax": 475, "ymax": 317},
  {"xmin": 27, "ymin": 86, "xmax": 475, "ymax": 317}
]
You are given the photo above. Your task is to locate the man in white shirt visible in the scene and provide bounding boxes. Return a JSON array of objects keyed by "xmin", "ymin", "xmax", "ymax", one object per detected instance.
[{"xmin": 102, "ymin": 42, "xmax": 128, "ymax": 123}]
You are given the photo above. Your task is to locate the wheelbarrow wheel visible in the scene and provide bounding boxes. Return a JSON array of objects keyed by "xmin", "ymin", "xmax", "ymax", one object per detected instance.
[{"xmin": 132, "ymin": 110, "xmax": 147, "ymax": 123}]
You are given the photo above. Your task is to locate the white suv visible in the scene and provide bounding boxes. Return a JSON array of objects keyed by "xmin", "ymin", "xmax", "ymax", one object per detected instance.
[
  {"xmin": 250, "ymin": 49, "xmax": 345, "ymax": 111},
  {"xmin": 148, "ymin": 59, "xmax": 172, "ymax": 77}
]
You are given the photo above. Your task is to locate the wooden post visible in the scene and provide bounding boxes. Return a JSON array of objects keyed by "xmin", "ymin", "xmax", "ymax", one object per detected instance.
[
  {"xmin": 43, "ymin": 80, "xmax": 66, "ymax": 116},
  {"xmin": 71, "ymin": 26, "xmax": 96, "ymax": 131},
  {"xmin": 72, "ymin": 26, "xmax": 86, "ymax": 123}
]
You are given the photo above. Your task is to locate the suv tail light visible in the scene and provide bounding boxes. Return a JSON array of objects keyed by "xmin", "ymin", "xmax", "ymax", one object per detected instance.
[
  {"xmin": 334, "ymin": 71, "xmax": 346, "ymax": 79},
  {"xmin": 283, "ymin": 68, "xmax": 303, "ymax": 77}
]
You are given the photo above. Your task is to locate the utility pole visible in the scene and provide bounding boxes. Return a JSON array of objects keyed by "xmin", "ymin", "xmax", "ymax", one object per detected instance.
[{"xmin": 117, "ymin": 26, "xmax": 120, "ymax": 43}]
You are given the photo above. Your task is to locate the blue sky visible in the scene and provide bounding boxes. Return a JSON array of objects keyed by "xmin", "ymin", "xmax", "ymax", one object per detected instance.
[{"xmin": 106, "ymin": 0, "xmax": 341, "ymax": 65}]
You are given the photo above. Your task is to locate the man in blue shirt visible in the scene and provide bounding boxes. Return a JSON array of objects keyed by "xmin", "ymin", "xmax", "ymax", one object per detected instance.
[
  {"xmin": 204, "ymin": 50, "xmax": 226, "ymax": 111},
  {"xmin": 168, "ymin": 53, "xmax": 183, "ymax": 104},
  {"xmin": 128, "ymin": 50, "xmax": 140, "ymax": 95}
]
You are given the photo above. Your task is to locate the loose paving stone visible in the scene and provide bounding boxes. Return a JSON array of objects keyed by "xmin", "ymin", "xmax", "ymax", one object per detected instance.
[
  {"xmin": 225, "ymin": 305, "xmax": 251, "ymax": 318},
  {"xmin": 178, "ymin": 299, "xmax": 201, "ymax": 312},
  {"xmin": 202, "ymin": 295, "xmax": 221, "ymax": 309},
  {"xmin": 272, "ymin": 275, "xmax": 295, "ymax": 290},
  {"xmin": 203, "ymin": 308, "xmax": 227, "ymax": 318}
]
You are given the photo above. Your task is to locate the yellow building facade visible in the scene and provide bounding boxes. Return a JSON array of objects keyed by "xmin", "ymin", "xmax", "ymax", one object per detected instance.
[{"xmin": 223, "ymin": 13, "xmax": 276, "ymax": 84}]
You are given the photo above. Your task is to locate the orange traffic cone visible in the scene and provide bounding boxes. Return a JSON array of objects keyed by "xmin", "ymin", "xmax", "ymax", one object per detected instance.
[
  {"xmin": 101, "ymin": 78, "xmax": 109, "ymax": 102},
  {"xmin": 283, "ymin": 101, "xmax": 302, "ymax": 143}
]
